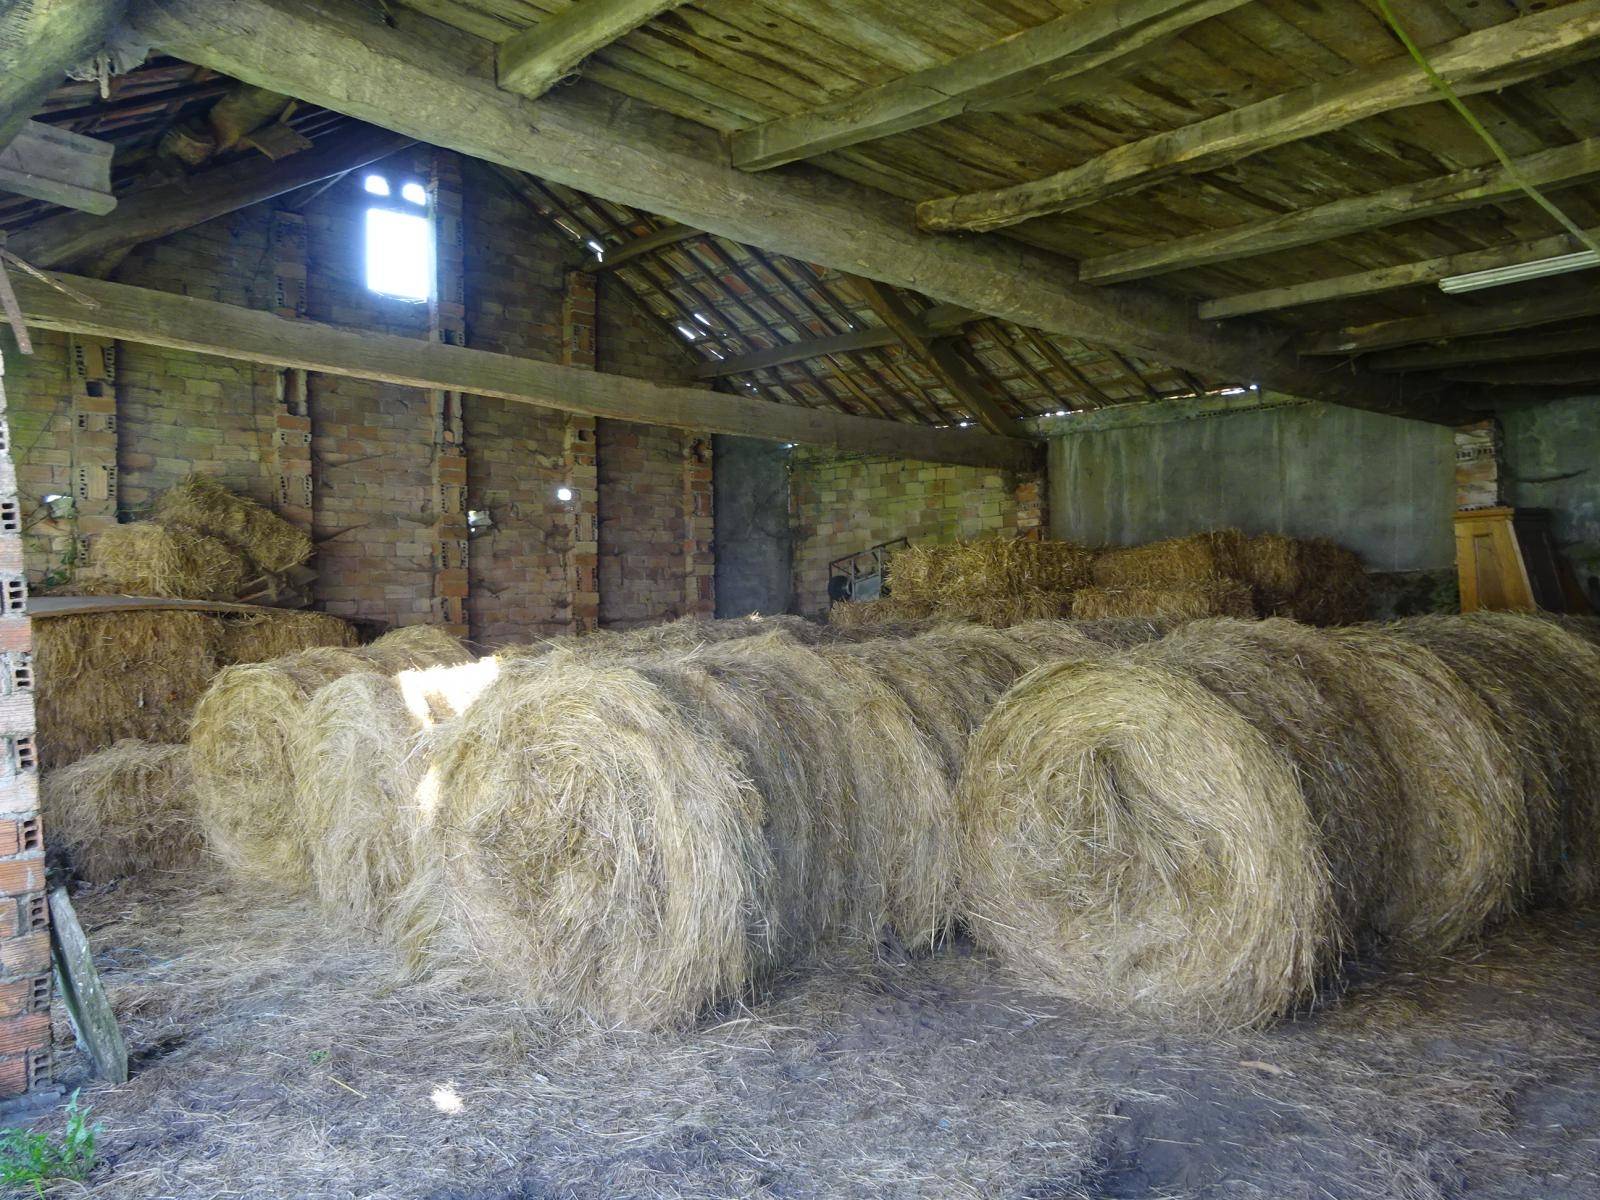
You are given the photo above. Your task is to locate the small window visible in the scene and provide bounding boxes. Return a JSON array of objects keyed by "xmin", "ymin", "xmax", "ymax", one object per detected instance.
[{"xmin": 363, "ymin": 172, "xmax": 433, "ymax": 302}]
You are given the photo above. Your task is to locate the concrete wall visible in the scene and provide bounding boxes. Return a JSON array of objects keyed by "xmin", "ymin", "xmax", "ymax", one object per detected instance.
[
  {"xmin": 1046, "ymin": 397, "xmax": 1456, "ymax": 571},
  {"xmin": 1499, "ymin": 394, "xmax": 1600, "ymax": 607},
  {"xmin": 712, "ymin": 435, "xmax": 794, "ymax": 617}
]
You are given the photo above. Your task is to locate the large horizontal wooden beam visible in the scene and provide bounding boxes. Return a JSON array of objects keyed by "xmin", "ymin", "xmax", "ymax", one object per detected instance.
[
  {"xmin": 1081, "ymin": 138, "xmax": 1600, "ymax": 285},
  {"xmin": 124, "ymin": 0, "xmax": 1432, "ymax": 421},
  {"xmin": 1198, "ymin": 227, "xmax": 1600, "ymax": 320},
  {"xmin": 1442, "ymin": 357, "xmax": 1600, "ymax": 387},
  {"xmin": 0, "ymin": 0, "xmax": 127, "ymax": 150},
  {"xmin": 10, "ymin": 272, "xmax": 1038, "ymax": 469},
  {"xmin": 8, "ymin": 124, "xmax": 414, "ymax": 269},
  {"xmin": 917, "ymin": 3, "xmax": 1600, "ymax": 233},
  {"xmin": 1368, "ymin": 326, "xmax": 1600, "ymax": 373},
  {"xmin": 496, "ymin": 0, "xmax": 688, "ymax": 99},
  {"xmin": 730, "ymin": 0, "xmax": 1248, "ymax": 171},
  {"xmin": 1299, "ymin": 288, "xmax": 1600, "ymax": 357}
]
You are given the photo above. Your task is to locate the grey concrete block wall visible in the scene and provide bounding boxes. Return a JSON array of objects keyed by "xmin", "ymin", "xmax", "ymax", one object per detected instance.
[
  {"xmin": 1046, "ymin": 397, "xmax": 1456, "ymax": 571},
  {"xmin": 1499, "ymin": 394, "xmax": 1600, "ymax": 607},
  {"xmin": 713, "ymin": 435, "xmax": 794, "ymax": 616}
]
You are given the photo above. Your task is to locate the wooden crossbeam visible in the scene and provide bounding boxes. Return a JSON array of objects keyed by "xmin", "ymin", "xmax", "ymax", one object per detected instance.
[
  {"xmin": 1082, "ymin": 138, "xmax": 1600, "ymax": 285},
  {"xmin": 691, "ymin": 303, "xmax": 979, "ymax": 379},
  {"xmin": 917, "ymin": 3, "xmax": 1600, "ymax": 233},
  {"xmin": 497, "ymin": 0, "xmax": 689, "ymax": 99},
  {"xmin": 11, "ymin": 271, "xmax": 1039, "ymax": 469},
  {"xmin": 123, "ymin": 0, "xmax": 1432, "ymax": 420},
  {"xmin": 9, "ymin": 125, "xmax": 414, "ymax": 269},
  {"xmin": 731, "ymin": 0, "xmax": 1248, "ymax": 171},
  {"xmin": 847, "ymin": 275, "xmax": 1020, "ymax": 436},
  {"xmin": 1298, "ymin": 289, "xmax": 1600, "ymax": 357},
  {"xmin": 584, "ymin": 221, "xmax": 702, "ymax": 272},
  {"xmin": 1442, "ymin": 357, "xmax": 1600, "ymax": 386},
  {"xmin": 0, "ymin": 0, "xmax": 128, "ymax": 150},
  {"xmin": 1199, "ymin": 227, "xmax": 1600, "ymax": 320},
  {"xmin": 0, "ymin": 121, "xmax": 115, "ymax": 213},
  {"xmin": 1368, "ymin": 326, "xmax": 1600, "ymax": 372}
]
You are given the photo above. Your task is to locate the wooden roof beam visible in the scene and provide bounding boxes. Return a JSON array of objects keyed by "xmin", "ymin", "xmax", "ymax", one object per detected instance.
[
  {"xmin": 1298, "ymin": 288, "xmax": 1600, "ymax": 358},
  {"xmin": 1441, "ymin": 357, "xmax": 1600, "ymax": 386},
  {"xmin": 127, "ymin": 0, "xmax": 1436, "ymax": 420},
  {"xmin": 1, "ymin": 0, "xmax": 128, "ymax": 151},
  {"xmin": 1368, "ymin": 326, "xmax": 1600, "ymax": 373},
  {"xmin": 8, "ymin": 124, "xmax": 414, "ymax": 270},
  {"xmin": 847, "ymin": 275, "xmax": 1020, "ymax": 436},
  {"xmin": 1082, "ymin": 138, "xmax": 1600, "ymax": 285},
  {"xmin": 12, "ymin": 270, "xmax": 1038, "ymax": 469},
  {"xmin": 1199, "ymin": 226, "xmax": 1600, "ymax": 320},
  {"xmin": 918, "ymin": 3, "xmax": 1600, "ymax": 233},
  {"xmin": 691, "ymin": 303, "xmax": 977, "ymax": 379},
  {"xmin": 496, "ymin": 0, "xmax": 689, "ymax": 100},
  {"xmin": 731, "ymin": 0, "xmax": 1249, "ymax": 171},
  {"xmin": 582, "ymin": 220, "xmax": 701, "ymax": 272}
]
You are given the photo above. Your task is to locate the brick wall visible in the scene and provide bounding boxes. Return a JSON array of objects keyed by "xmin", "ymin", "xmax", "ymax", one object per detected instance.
[
  {"xmin": 4, "ymin": 149, "xmax": 714, "ymax": 639},
  {"xmin": 790, "ymin": 449, "xmax": 1045, "ymax": 616}
]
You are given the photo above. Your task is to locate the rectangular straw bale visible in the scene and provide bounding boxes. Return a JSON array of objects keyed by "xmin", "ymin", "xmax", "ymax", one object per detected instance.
[
  {"xmin": 154, "ymin": 475, "xmax": 313, "ymax": 573},
  {"xmin": 80, "ymin": 522, "xmax": 252, "ymax": 600},
  {"xmin": 1091, "ymin": 530, "xmax": 1248, "ymax": 588},
  {"xmin": 1071, "ymin": 581, "xmax": 1255, "ymax": 621}
]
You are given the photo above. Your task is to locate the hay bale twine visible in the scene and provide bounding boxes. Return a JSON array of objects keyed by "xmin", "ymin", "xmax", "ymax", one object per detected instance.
[
  {"xmin": 1391, "ymin": 613, "xmax": 1600, "ymax": 902},
  {"xmin": 35, "ymin": 611, "xmax": 219, "ymax": 767},
  {"xmin": 43, "ymin": 741, "xmax": 200, "ymax": 883},
  {"xmin": 81, "ymin": 522, "xmax": 251, "ymax": 599},
  {"xmin": 1070, "ymin": 580, "xmax": 1254, "ymax": 621},
  {"xmin": 154, "ymin": 474, "xmax": 314, "ymax": 573},
  {"xmin": 956, "ymin": 649, "xmax": 1338, "ymax": 1029},
  {"xmin": 1326, "ymin": 626, "xmax": 1526, "ymax": 949}
]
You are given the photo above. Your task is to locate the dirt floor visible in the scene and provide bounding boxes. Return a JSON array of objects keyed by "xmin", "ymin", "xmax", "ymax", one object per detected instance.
[{"xmin": 21, "ymin": 875, "xmax": 1600, "ymax": 1199}]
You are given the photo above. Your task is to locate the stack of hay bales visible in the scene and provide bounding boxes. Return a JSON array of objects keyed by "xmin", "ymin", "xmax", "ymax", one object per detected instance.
[
  {"xmin": 832, "ymin": 530, "xmax": 1368, "ymax": 630},
  {"xmin": 78, "ymin": 475, "xmax": 313, "ymax": 599},
  {"xmin": 955, "ymin": 612, "xmax": 1598, "ymax": 1030},
  {"xmin": 41, "ymin": 740, "xmax": 200, "ymax": 884}
]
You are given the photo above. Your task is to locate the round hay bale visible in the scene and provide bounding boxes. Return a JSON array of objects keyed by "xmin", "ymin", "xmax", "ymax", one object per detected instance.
[
  {"xmin": 216, "ymin": 611, "xmax": 357, "ymax": 664},
  {"xmin": 43, "ymin": 740, "xmax": 200, "ymax": 883},
  {"xmin": 428, "ymin": 654, "xmax": 779, "ymax": 1026},
  {"xmin": 81, "ymin": 522, "xmax": 251, "ymax": 599},
  {"xmin": 296, "ymin": 673, "xmax": 433, "ymax": 936},
  {"xmin": 1070, "ymin": 580, "xmax": 1254, "ymax": 621},
  {"xmin": 1326, "ymin": 626, "xmax": 1526, "ymax": 949},
  {"xmin": 1156, "ymin": 618, "xmax": 1403, "ymax": 942},
  {"xmin": 956, "ymin": 651, "xmax": 1338, "ymax": 1029},
  {"xmin": 154, "ymin": 474, "xmax": 314, "ymax": 573},
  {"xmin": 35, "ymin": 610, "xmax": 219, "ymax": 768},
  {"xmin": 1090, "ymin": 529, "xmax": 1247, "ymax": 588},
  {"xmin": 1390, "ymin": 613, "xmax": 1600, "ymax": 901}
]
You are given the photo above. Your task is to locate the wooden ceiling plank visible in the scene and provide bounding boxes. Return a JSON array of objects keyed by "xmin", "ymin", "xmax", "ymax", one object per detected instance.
[
  {"xmin": 129, "ymin": 0, "xmax": 1431, "ymax": 419},
  {"xmin": 10, "ymin": 124, "xmax": 414, "ymax": 269},
  {"xmin": 12, "ymin": 270, "xmax": 1036, "ymax": 467},
  {"xmin": 1082, "ymin": 136, "xmax": 1600, "ymax": 285},
  {"xmin": 496, "ymin": 0, "xmax": 690, "ymax": 99},
  {"xmin": 1298, "ymin": 288, "xmax": 1600, "ymax": 357},
  {"xmin": 730, "ymin": 0, "xmax": 1250, "ymax": 171},
  {"xmin": 916, "ymin": 3, "xmax": 1600, "ymax": 233},
  {"xmin": 1199, "ymin": 224, "xmax": 1600, "ymax": 320}
]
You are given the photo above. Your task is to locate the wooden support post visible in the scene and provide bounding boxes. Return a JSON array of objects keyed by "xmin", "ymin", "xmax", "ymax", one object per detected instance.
[
  {"xmin": 560, "ymin": 270, "xmax": 600, "ymax": 634},
  {"xmin": 427, "ymin": 149, "xmax": 470, "ymax": 637},
  {"xmin": 0, "ymin": 350, "xmax": 51, "ymax": 1100},
  {"xmin": 269, "ymin": 210, "xmax": 314, "ymax": 534},
  {"xmin": 67, "ymin": 336, "xmax": 118, "ymax": 583}
]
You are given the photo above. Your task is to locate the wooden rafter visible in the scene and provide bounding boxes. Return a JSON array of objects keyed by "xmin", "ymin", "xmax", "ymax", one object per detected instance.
[
  {"xmin": 730, "ymin": 0, "xmax": 1249, "ymax": 171},
  {"xmin": 1081, "ymin": 138, "xmax": 1600, "ymax": 285},
  {"xmin": 916, "ymin": 3, "xmax": 1600, "ymax": 233},
  {"xmin": 1441, "ymin": 358, "xmax": 1600, "ymax": 386},
  {"xmin": 1198, "ymin": 227, "xmax": 1600, "ymax": 320},
  {"xmin": 1368, "ymin": 326, "xmax": 1600, "ymax": 373},
  {"xmin": 689, "ymin": 303, "xmax": 975, "ymax": 378},
  {"xmin": 496, "ymin": 0, "xmax": 689, "ymax": 100},
  {"xmin": 126, "ymin": 0, "xmax": 1430, "ymax": 419},
  {"xmin": 1299, "ymin": 289, "xmax": 1600, "ymax": 357},
  {"xmin": 12, "ymin": 271, "xmax": 1038, "ymax": 468},
  {"xmin": 583, "ymin": 221, "xmax": 701, "ymax": 273},
  {"xmin": 847, "ymin": 275, "xmax": 1020, "ymax": 436}
]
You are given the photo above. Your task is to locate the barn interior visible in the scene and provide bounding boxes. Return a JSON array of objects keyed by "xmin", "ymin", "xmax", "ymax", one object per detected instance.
[{"xmin": 0, "ymin": 1, "xmax": 1598, "ymax": 1196}]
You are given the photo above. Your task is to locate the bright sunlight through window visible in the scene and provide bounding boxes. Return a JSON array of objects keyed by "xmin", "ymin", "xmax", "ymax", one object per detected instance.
[{"xmin": 365, "ymin": 208, "xmax": 432, "ymax": 302}]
